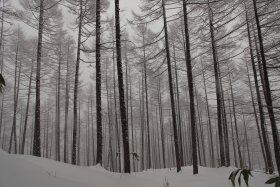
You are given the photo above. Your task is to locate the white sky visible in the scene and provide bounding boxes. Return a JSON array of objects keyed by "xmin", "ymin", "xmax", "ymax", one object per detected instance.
[
  {"xmin": 107, "ymin": 0, "xmax": 140, "ymax": 17},
  {"xmin": 9, "ymin": 0, "xmax": 147, "ymax": 84},
  {"xmin": 9, "ymin": 0, "xmax": 141, "ymax": 36}
]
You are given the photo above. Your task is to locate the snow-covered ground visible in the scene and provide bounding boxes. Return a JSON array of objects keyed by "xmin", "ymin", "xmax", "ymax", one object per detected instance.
[{"xmin": 0, "ymin": 149, "xmax": 272, "ymax": 187}]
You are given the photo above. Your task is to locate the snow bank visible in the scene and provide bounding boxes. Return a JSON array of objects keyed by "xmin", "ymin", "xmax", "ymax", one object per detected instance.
[{"xmin": 0, "ymin": 149, "xmax": 271, "ymax": 187}]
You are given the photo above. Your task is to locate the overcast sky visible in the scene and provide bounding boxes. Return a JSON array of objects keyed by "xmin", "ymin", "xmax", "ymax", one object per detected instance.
[
  {"xmin": 9, "ymin": 0, "xmax": 144, "ymax": 83},
  {"xmin": 9, "ymin": 0, "xmax": 142, "ymax": 36},
  {"xmin": 107, "ymin": 0, "xmax": 140, "ymax": 17}
]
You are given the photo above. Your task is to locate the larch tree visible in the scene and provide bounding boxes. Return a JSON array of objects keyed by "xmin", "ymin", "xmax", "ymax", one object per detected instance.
[
  {"xmin": 95, "ymin": 0, "xmax": 109, "ymax": 166},
  {"xmin": 252, "ymin": 0, "xmax": 280, "ymax": 175},
  {"xmin": 133, "ymin": 0, "xmax": 182, "ymax": 172},
  {"xmin": 95, "ymin": 0, "xmax": 102, "ymax": 165},
  {"xmin": 115, "ymin": 0, "xmax": 131, "ymax": 173},
  {"xmin": 182, "ymin": 0, "xmax": 198, "ymax": 174}
]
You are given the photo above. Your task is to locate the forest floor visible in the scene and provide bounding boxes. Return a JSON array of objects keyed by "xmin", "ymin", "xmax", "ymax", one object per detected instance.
[{"xmin": 0, "ymin": 149, "xmax": 273, "ymax": 187}]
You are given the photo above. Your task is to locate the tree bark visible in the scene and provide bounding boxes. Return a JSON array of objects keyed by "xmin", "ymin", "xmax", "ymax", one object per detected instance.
[
  {"xmin": 96, "ymin": 0, "xmax": 103, "ymax": 165},
  {"xmin": 252, "ymin": 0, "xmax": 280, "ymax": 175},
  {"xmin": 207, "ymin": 1, "xmax": 225, "ymax": 166},
  {"xmin": 64, "ymin": 40, "xmax": 70, "ymax": 163},
  {"xmin": 33, "ymin": 0, "xmax": 44, "ymax": 157},
  {"xmin": 72, "ymin": 0, "xmax": 83, "ymax": 165},
  {"xmin": 228, "ymin": 72, "xmax": 243, "ymax": 168},
  {"xmin": 9, "ymin": 38, "xmax": 20, "ymax": 154},
  {"xmin": 203, "ymin": 71, "xmax": 215, "ymax": 167},
  {"xmin": 173, "ymin": 44, "xmax": 184, "ymax": 166},
  {"xmin": 157, "ymin": 78, "xmax": 166, "ymax": 168},
  {"xmin": 245, "ymin": 61, "xmax": 268, "ymax": 171},
  {"xmin": 141, "ymin": 29, "xmax": 152, "ymax": 169},
  {"xmin": 183, "ymin": 0, "xmax": 197, "ymax": 174},
  {"xmin": 21, "ymin": 51, "xmax": 34, "ymax": 154},
  {"xmin": 245, "ymin": 5, "xmax": 273, "ymax": 173},
  {"xmin": 162, "ymin": 0, "xmax": 181, "ymax": 172},
  {"xmin": 227, "ymin": 92, "xmax": 238, "ymax": 167},
  {"xmin": 56, "ymin": 46, "xmax": 62, "ymax": 161},
  {"xmin": 115, "ymin": 0, "xmax": 130, "ymax": 173}
]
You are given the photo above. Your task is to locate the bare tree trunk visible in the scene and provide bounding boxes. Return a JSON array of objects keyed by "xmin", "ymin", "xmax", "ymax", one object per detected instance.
[
  {"xmin": 112, "ymin": 46, "xmax": 121, "ymax": 172},
  {"xmin": 19, "ymin": 106, "xmax": 24, "ymax": 154},
  {"xmin": 33, "ymin": 0, "xmax": 44, "ymax": 157},
  {"xmin": 64, "ymin": 40, "xmax": 70, "ymax": 163},
  {"xmin": 157, "ymin": 78, "xmax": 166, "ymax": 168},
  {"xmin": 140, "ymin": 30, "xmax": 152, "ymax": 169},
  {"xmin": 46, "ymin": 104, "xmax": 50, "ymax": 158},
  {"xmin": 183, "ymin": 0, "xmax": 197, "ymax": 173},
  {"xmin": 155, "ymin": 107, "xmax": 161, "ymax": 168},
  {"xmin": 195, "ymin": 106, "xmax": 201, "ymax": 166},
  {"xmin": 56, "ymin": 47, "xmax": 62, "ymax": 161},
  {"xmin": 77, "ymin": 99, "xmax": 81, "ymax": 165},
  {"xmin": 9, "ymin": 39, "xmax": 20, "ymax": 154},
  {"xmin": 228, "ymin": 72, "xmax": 243, "ymax": 168},
  {"xmin": 42, "ymin": 106, "xmax": 46, "ymax": 157},
  {"xmin": 195, "ymin": 88, "xmax": 206, "ymax": 167},
  {"xmin": 21, "ymin": 52, "xmax": 34, "ymax": 154},
  {"xmin": 245, "ymin": 62, "xmax": 268, "ymax": 170},
  {"xmin": 129, "ymin": 66, "xmax": 135, "ymax": 171},
  {"xmin": 207, "ymin": 1, "xmax": 225, "ymax": 166},
  {"xmin": 115, "ymin": 0, "xmax": 130, "ymax": 173},
  {"xmin": 162, "ymin": 0, "xmax": 181, "ymax": 172},
  {"xmin": 252, "ymin": 0, "xmax": 280, "ymax": 175},
  {"xmin": 173, "ymin": 44, "xmax": 184, "ymax": 166},
  {"xmin": 244, "ymin": 5, "xmax": 273, "ymax": 173},
  {"xmin": 30, "ymin": 117, "xmax": 34, "ymax": 155},
  {"xmin": 87, "ymin": 99, "xmax": 90, "ymax": 166},
  {"xmin": 95, "ymin": 0, "xmax": 102, "ymax": 165},
  {"xmin": 106, "ymin": 61, "xmax": 114, "ymax": 171},
  {"xmin": 91, "ymin": 99, "xmax": 96, "ymax": 165},
  {"xmin": 242, "ymin": 113, "xmax": 252, "ymax": 169},
  {"xmin": 227, "ymin": 92, "xmax": 237, "ymax": 167},
  {"xmin": 49, "ymin": 113, "xmax": 54, "ymax": 158},
  {"xmin": 72, "ymin": 0, "xmax": 83, "ymax": 165},
  {"xmin": 203, "ymin": 71, "xmax": 215, "ymax": 167},
  {"xmin": 219, "ymin": 69, "xmax": 230, "ymax": 166},
  {"xmin": 184, "ymin": 85, "xmax": 191, "ymax": 164},
  {"xmin": 139, "ymin": 78, "xmax": 145, "ymax": 171}
]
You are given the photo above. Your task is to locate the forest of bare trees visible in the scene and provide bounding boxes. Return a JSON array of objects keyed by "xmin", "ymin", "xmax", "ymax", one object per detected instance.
[{"xmin": 0, "ymin": 0, "xmax": 279, "ymax": 176}]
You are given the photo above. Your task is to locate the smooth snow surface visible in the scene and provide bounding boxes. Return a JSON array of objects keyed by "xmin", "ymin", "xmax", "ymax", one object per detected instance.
[{"xmin": 0, "ymin": 149, "xmax": 272, "ymax": 187}]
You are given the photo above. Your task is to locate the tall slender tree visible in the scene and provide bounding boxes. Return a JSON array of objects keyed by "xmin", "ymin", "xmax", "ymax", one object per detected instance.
[
  {"xmin": 72, "ymin": 0, "xmax": 83, "ymax": 165},
  {"xmin": 95, "ymin": 0, "xmax": 102, "ymax": 165},
  {"xmin": 252, "ymin": 0, "xmax": 280, "ymax": 175},
  {"xmin": 207, "ymin": 1, "xmax": 225, "ymax": 166},
  {"xmin": 162, "ymin": 0, "xmax": 181, "ymax": 172},
  {"xmin": 33, "ymin": 0, "xmax": 44, "ymax": 157},
  {"xmin": 115, "ymin": 0, "xmax": 131, "ymax": 173},
  {"xmin": 182, "ymin": 0, "xmax": 198, "ymax": 174}
]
